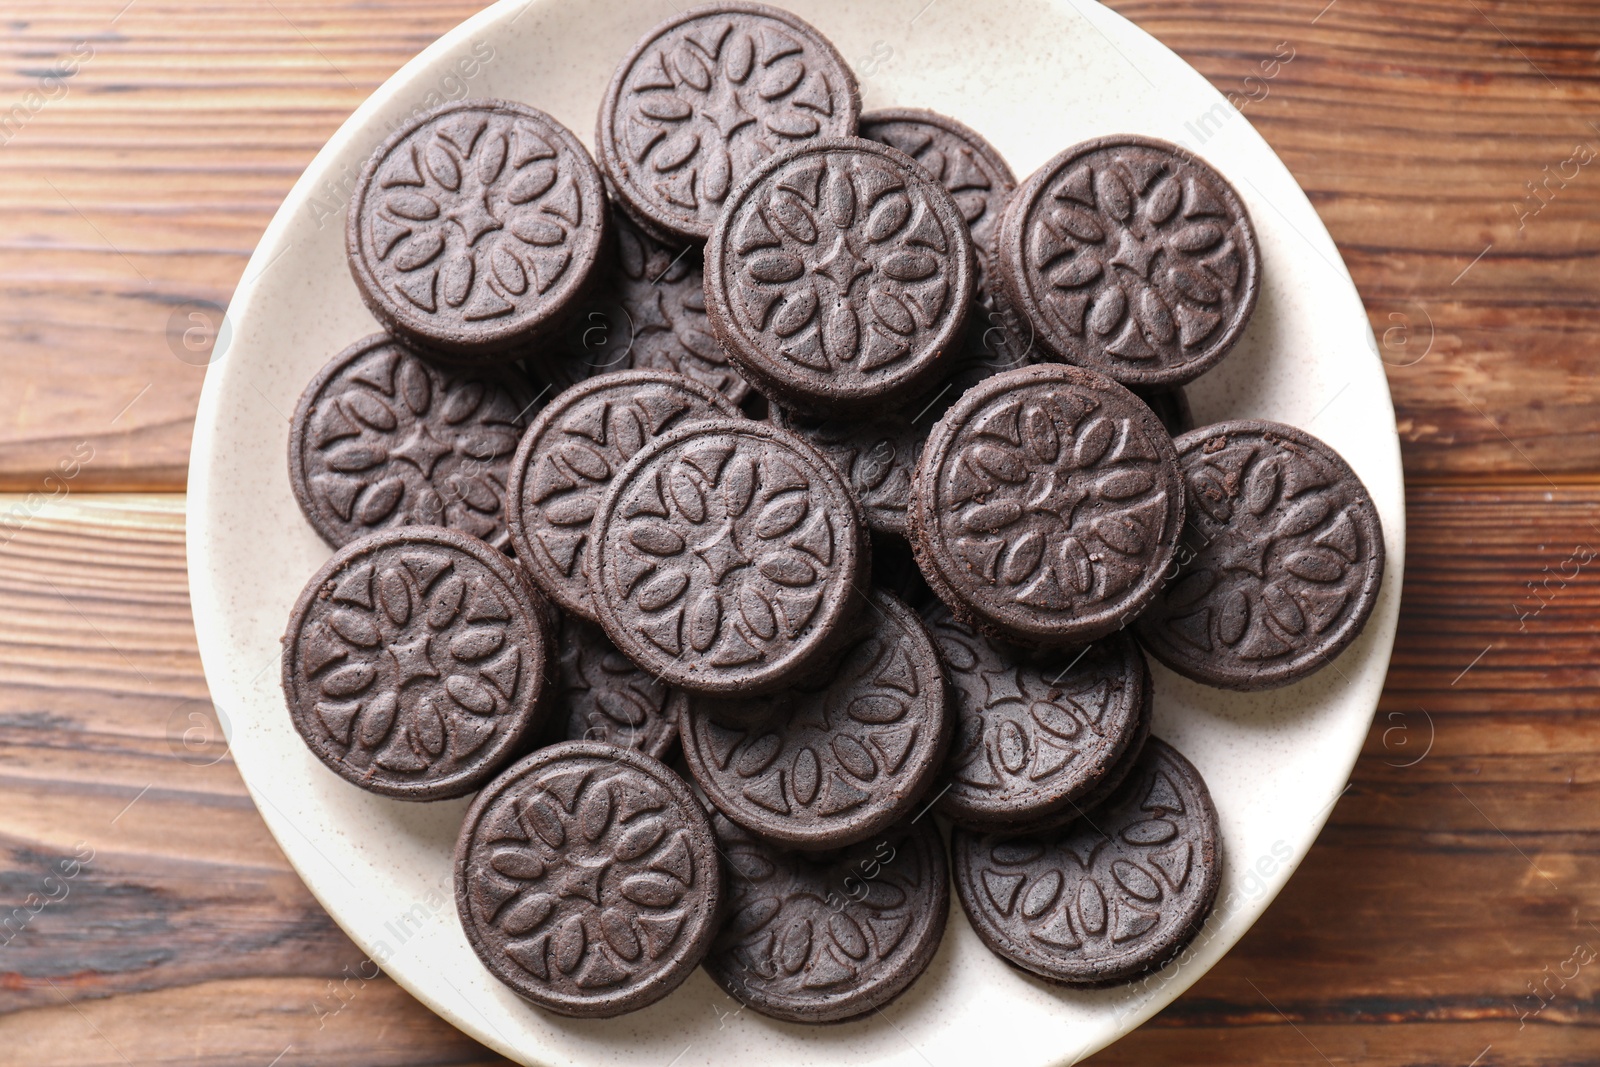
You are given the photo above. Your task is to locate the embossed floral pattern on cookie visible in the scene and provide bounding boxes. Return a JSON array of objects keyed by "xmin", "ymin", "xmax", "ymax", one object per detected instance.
[{"xmin": 455, "ymin": 742, "xmax": 721, "ymax": 1016}]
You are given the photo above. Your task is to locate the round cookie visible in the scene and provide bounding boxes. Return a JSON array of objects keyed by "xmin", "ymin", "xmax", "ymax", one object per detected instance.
[
  {"xmin": 348, "ymin": 99, "xmax": 608, "ymax": 361},
  {"xmin": 507, "ymin": 369, "xmax": 740, "ymax": 620},
  {"xmin": 1134, "ymin": 419, "xmax": 1385, "ymax": 690},
  {"xmin": 596, "ymin": 2, "xmax": 861, "ymax": 244},
  {"xmin": 282, "ymin": 526, "xmax": 551, "ymax": 800},
  {"xmin": 924, "ymin": 601, "xmax": 1149, "ymax": 832},
  {"xmin": 454, "ymin": 741, "xmax": 722, "ymax": 1016},
  {"xmin": 704, "ymin": 137, "xmax": 976, "ymax": 414},
  {"xmin": 289, "ymin": 334, "xmax": 537, "ymax": 551},
  {"xmin": 909, "ymin": 363, "xmax": 1186, "ymax": 648},
  {"xmin": 550, "ymin": 615, "xmax": 685, "ymax": 759},
  {"xmin": 679, "ymin": 589, "xmax": 951, "ymax": 850},
  {"xmin": 995, "ymin": 135, "xmax": 1260, "ymax": 388},
  {"xmin": 950, "ymin": 737, "xmax": 1220, "ymax": 986},
  {"xmin": 705, "ymin": 813, "xmax": 948, "ymax": 1022},
  {"xmin": 587, "ymin": 418, "xmax": 870, "ymax": 695}
]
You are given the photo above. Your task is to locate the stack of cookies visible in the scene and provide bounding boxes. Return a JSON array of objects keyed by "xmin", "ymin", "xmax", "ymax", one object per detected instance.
[{"xmin": 279, "ymin": 0, "xmax": 1386, "ymax": 1023}]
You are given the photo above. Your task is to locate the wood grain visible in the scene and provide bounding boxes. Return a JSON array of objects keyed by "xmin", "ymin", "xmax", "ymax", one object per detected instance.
[
  {"xmin": 3, "ymin": 0, "xmax": 1599, "ymax": 487},
  {"xmin": 0, "ymin": 490, "xmax": 1596, "ymax": 1063}
]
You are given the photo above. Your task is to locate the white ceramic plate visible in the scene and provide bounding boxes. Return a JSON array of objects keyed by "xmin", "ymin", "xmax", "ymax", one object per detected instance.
[{"xmin": 188, "ymin": 1, "xmax": 1404, "ymax": 1063}]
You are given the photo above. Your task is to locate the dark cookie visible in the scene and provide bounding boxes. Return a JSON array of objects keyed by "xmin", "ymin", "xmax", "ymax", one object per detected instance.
[
  {"xmin": 596, "ymin": 2, "xmax": 861, "ymax": 244},
  {"xmin": 1134, "ymin": 420, "xmax": 1385, "ymax": 690},
  {"xmin": 995, "ymin": 135, "xmax": 1260, "ymax": 388},
  {"xmin": 551, "ymin": 615, "xmax": 685, "ymax": 759},
  {"xmin": 507, "ymin": 369, "xmax": 739, "ymax": 620},
  {"xmin": 705, "ymin": 813, "xmax": 948, "ymax": 1022},
  {"xmin": 925, "ymin": 601, "xmax": 1149, "ymax": 832},
  {"xmin": 588, "ymin": 418, "xmax": 870, "ymax": 695},
  {"xmin": 704, "ymin": 137, "xmax": 976, "ymax": 414},
  {"xmin": 348, "ymin": 100, "xmax": 608, "ymax": 361},
  {"xmin": 454, "ymin": 741, "xmax": 722, "ymax": 1017},
  {"xmin": 282, "ymin": 526, "xmax": 551, "ymax": 800},
  {"xmin": 679, "ymin": 589, "xmax": 951, "ymax": 850},
  {"xmin": 289, "ymin": 335, "xmax": 536, "ymax": 551},
  {"xmin": 951, "ymin": 737, "xmax": 1220, "ymax": 986},
  {"xmin": 909, "ymin": 363, "xmax": 1186, "ymax": 648},
  {"xmin": 1138, "ymin": 387, "xmax": 1194, "ymax": 437},
  {"xmin": 768, "ymin": 400, "xmax": 930, "ymax": 539},
  {"xmin": 859, "ymin": 108, "xmax": 1029, "ymax": 371}
]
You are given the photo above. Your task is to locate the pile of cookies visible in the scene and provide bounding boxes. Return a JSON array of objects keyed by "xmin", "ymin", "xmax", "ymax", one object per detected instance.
[{"xmin": 279, "ymin": 1, "xmax": 1386, "ymax": 1024}]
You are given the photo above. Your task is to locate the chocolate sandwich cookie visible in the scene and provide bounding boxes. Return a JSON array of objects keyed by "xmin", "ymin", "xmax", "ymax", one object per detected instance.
[
  {"xmin": 925, "ymin": 602, "xmax": 1149, "ymax": 833},
  {"xmin": 551, "ymin": 615, "xmax": 685, "ymax": 759},
  {"xmin": 454, "ymin": 741, "xmax": 722, "ymax": 1017},
  {"xmin": 596, "ymin": 2, "xmax": 861, "ymax": 245},
  {"xmin": 909, "ymin": 363, "xmax": 1185, "ymax": 648},
  {"xmin": 705, "ymin": 813, "xmax": 948, "ymax": 1023},
  {"xmin": 507, "ymin": 369, "xmax": 739, "ymax": 620},
  {"xmin": 995, "ymin": 135, "xmax": 1260, "ymax": 388},
  {"xmin": 1139, "ymin": 387, "xmax": 1193, "ymax": 437},
  {"xmin": 704, "ymin": 137, "xmax": 976, "ymax": 414},
  {"xmin": 679, "ymin": 589, "xmax": 951, "ymax": 850},
  {"xmin": 860, "ymin": 108, "xmax": 1029, "ymax": 370},
  {"xmin": 282, "ymin": 526, "xmax": 550, "ymax": 800},
  {"xmin": 1135, "ymin": 420, "xmax": 1385, "ymax": 690},
  {"xmin": 348, "ymin": 100, "xmax": 608, "ymax": 361},
  {"xmin": 289, "ymin": 334, "xmax": 537, "ymax": 551},
  {"xmin": 951, "ymin": 737, "xmax": 1220, "ymax": 986},
  {"xmin": 767, "ymin": 401, "xmax": 930, "ymax": 539},
  {"xmin": 588, "ymin": 418, "xmax": 870, "ymax": 695}
]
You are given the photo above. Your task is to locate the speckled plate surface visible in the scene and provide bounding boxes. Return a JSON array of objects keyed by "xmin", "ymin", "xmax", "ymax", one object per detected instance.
[{"xmin": 187, "ymin": 1, "xmax": 1404, "ymax": 1063}]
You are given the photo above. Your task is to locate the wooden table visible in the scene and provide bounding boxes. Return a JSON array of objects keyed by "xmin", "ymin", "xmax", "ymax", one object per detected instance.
[{"xmin": 3, "ymin": 1, "xmax": 1596, "ymax": 1063}]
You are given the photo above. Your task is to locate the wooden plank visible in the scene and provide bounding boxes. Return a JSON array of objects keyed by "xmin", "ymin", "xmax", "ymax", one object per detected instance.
[
  {"xmin": 1, "ymin": 490, "xmax": 1598, "ymax": 1063},
  {"xmin": 2, "ymin": 0, "xmax": 1598, "ymax": 488}
]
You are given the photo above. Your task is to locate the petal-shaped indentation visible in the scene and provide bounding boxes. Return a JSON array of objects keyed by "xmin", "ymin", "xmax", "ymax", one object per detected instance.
[
  {"xmin": 491, "ymin": 245, "xmax": 528, "ymax": 295},
  {"xmin": 823, "ymin": 167, "xmax": 856, "ymax": 228},
  {"xmin": 621, "ymin": 873, "xmax": 684, "ymax": 908},
  {"xmin": 386, "ymin": 191, "xmax": 439, "ymax": 221},
  {"xmin": 996, "ymin": 719, "xmax": 1028, "ymax": 773},
  {"xmin": 392, "ymin": 231, "xmax": 444, "ymax": 272},
  {"xmin": 673, "ymin": 43, "xmax": 712, "ymax": 90},
  {"xmin": 499, "ymin": 892, "xmax": 556, "ymax": 936},
  {"xmin": 1095, "ymin": 169, "xmax": 1133, "ymax": 220},
  {"xmin": 747, "ymin": 251, "xmax": 806, "ymax": 284},
  {"xmin": 1050, "ymin": 255, "xmax": 1103, "ymax": 288},
  {"xmin": 510, "ymin": 213, "xmax": 565, "ymax": 245},
  {"xmin": 1169, "ymin": 265, "xmax": 1220, "ymax": 304},
  {"xmin": 968, "ymin": 443, "xmax": 1027, "ymax": 483},
  {"xmin": 765, "ymin": 110, "xmax": 821, "ymax": 138},
  {"xmin": 578, "ymin": 781, "xmax": 613, "ymax": 841},
  {"xmin": 1031, "ymin": 700, "xmax": 1080, "ymax": 740},
  {"xmin": 378, "ymin": 569, "xmax": 412, "ymax": 624},
  {"xmin": 1021, "ymin": 870, "xmax": 1063, "ymax": 918},
  {"xmin": 1098, "ymin": 469, "xmax": 1155, "ymax": 500},
  {"xmin": 669, "ymin": 467, "xmax": 707, "ymax": 523},
  {"xmin": 357, "ymin": 480, "xmax": 404, "ymax": 523},
  {"xmin": 629, "ymin": 521, "xmax": 686, "ymax": 556},
  {"xmin": 1072, "ymin": 417, "xmax": 1115, "ymax": 469},
  {"xmin": 1094, "ymin": 515, "xmax": 1147, "ymax": 556},
  {"xmin": 328, "ymin": 609, "xmax": 380, "ymax": 648},
  {"xmin": 653, "ymin": 130, "xmax": 700, "ymax": 172},
  {"xmin": 687, "ymin": 591, "xmax": 722, "ymax": 652},
  {"xmin": 357, "ymin": 691, "xmax": 397, "ymax": 746},
  {"xmin": 869, "ymin": 288, "xmax": 915, "ymax": 335},
  {"xmin": 1144, "ymin": 175, "xmax": 1182, "ymax": 224},
  {"xmin": 758, "ymin": 58, "xmax": 803, "ymax": 99},
  {"xmin": 507, "ymin": 163, "xmax": 557, "ymax": 205},
  {"xmin": 779, "ymin": 917, "xmax": 813, "ymax": 974},
  {"xmin": 324, "ymin": 443, "xmax": 386, "ymax": 472},
  {"xmin": 766, "ymin": 196, "xmax": 817, "ymax": 244},
  {"xmin": 441, "ymin": 252, "xmax": 474, "ymax": 308},
  {"xmin": 754, "ymin": 495, "xmax": 808, "ymax": 539},
  {"xmin": 638, "ymin": 94, "xmax": 692, "ymax": 121},
  {"xmin": 878, "ymin": 250, "xmax": 938, "ymax": 282},
  {"xmin": 1217, "ymin": 587, "xmax": 1250, "ymax": 645},
  {"xmin": 962, "ymin": 501, "xmax": 1022, "ymax": 533},
  {"xmin": 426, "ymin": 142, "xmax": 461, "ymax": 190},
  {"xmin": 1112, "ymin": 860, "xmax": 1163, "ymax": 901},
  {"xmin": 412, "ymin": 699, "xmax": 446, "ymax": 756},
  {"xmin": 829, "ymin": 912, "xmax": 869, "ymax": 960},
  {"xmin": 771, "ymin": 287, "xmax": 818, "ymax": 336},
  {"xmin": 1136, "ymin": 288, "xmax": 1177, "ymax": 344},
  {"xmin": 1054, "ymin": 206, "xmax": 1105, "ymax": 242},
  {"xmin": 1277, "ymin": 494, "xmax": 1332, "ymax": 537},
  {"xmin": 758, "ymin": 551, "xmax": 816, "ymax": 587},
  {"xmin": 1170, "ymin": 222, "xmax": 1223, "ymax": 252},
  {"xmin": 615, "ymin": 816, "xmax": 666, "ymax": 860},
  {"xmin": 823, "ymin": 304, "xmax": 859, "ymax": 363},
  {"xmin": 1000, "ymin": 531, "xmax": 1046, "ymax": 584},
  {"xmin": 637, "ymin": 571, "xmax": 689, "ymax": 612},
  {"xmin": 832, "ymin": 735, "xmax": 876, "ymax": 780},
  {"xmin": 450, "ymin": 628, "xmax": 504, "ymax": 660},
  {"xmin": 866, "ymin": 193, "xmax": 911, "ymax": 242},
  {"xmin": 1284, "ymin": 548, "xmax": 1346, "ymax": 582},
  {"xmin": 320, "ymin": 663, "xmax": 375, "ymax": 698},
  {"xmin": 740, "ymin": 586, "xmax": 778, "ymax": 640},
  {"xmin": 1060, "ymin": 536, "xmax": 1093, "ymax": 593},
  {"xmin": 447, "ymin": 675, "xmax": 498, "ymax": 715}
]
